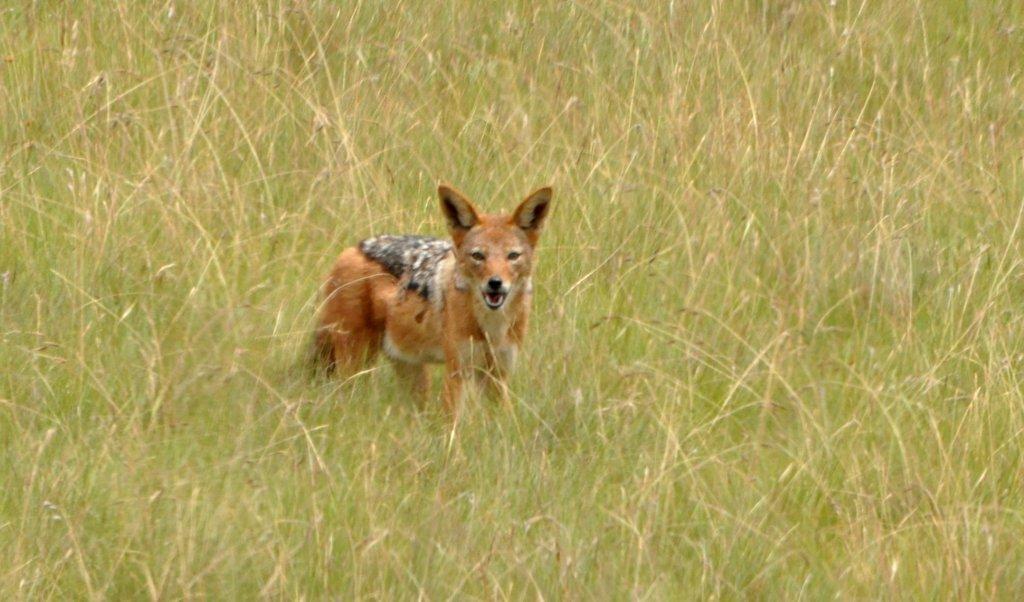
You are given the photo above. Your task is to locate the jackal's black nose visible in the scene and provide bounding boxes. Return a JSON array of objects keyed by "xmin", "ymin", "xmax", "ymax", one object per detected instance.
[{"xmin": 487, "ymin": 277, "xmax": 504, "ymax": 291}]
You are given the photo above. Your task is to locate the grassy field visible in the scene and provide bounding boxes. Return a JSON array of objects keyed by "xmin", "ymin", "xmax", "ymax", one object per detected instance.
[{"xmin": 3, "ymin": 0, "xmax": 1024, "ymax": 598}]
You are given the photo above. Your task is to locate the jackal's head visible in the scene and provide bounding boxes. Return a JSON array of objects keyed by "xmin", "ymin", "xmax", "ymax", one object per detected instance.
[{"xmin": 438, "ymin": 184, "xmax": 553, "ymax": 311}]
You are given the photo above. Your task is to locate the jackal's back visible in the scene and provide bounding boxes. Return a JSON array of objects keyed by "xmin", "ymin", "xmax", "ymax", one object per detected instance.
[{"xmin": 358, "ymin": 235, "xmax": 453, "ymax": 300}]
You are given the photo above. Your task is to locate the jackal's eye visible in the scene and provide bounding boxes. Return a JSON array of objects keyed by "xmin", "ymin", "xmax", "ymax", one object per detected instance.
[
  {"xmin": 470, "ymin": 250, "xmax": 486, "ymax": 261},
  {"xmin": 507, "ymin": 251, "xmax": 521, "ymax": 261}
]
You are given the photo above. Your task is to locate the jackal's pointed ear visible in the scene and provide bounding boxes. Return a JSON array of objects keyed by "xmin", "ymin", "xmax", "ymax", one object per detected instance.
[
  {"xmin": 512, "ymin": 186, "xmax": 553, "ymax": 237},
  {"xmin": 439, "ymin": 185, "xmax": 480, "ymax": 234}
]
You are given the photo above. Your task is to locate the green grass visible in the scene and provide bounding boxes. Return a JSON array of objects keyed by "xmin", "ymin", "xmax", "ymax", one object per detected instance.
[{"xmin": 4, "ymin": 0, "xmax": 1024, "ymax": 598}]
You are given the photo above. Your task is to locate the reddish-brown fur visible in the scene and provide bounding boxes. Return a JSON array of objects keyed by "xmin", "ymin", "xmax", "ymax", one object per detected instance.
[{"xmin": 313, "ymin": 184, "xmax": 553, "ymax": 417}]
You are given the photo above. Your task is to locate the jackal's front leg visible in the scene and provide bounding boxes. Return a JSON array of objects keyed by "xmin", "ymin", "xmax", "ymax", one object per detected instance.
[
  {"xmin": 443, "ymin": 365, "xmax": 477, "ymax": 418},
  {"xmin": 442, "ymin": 339, "xmax": 491, "ymax": 417},
  {"xmin": 483, "ymin": 345, "xmax": 517, "ymax": 406},
  {"xmin": 442, "ymin": 349, "xmax": 466, "ymax": 418},
  {"xmin": 482, "ymin": 362, "xmax": 511, "ymax": 407},
  {"xmin": 391, "ymin": 360, "xmax": 430, "ymax": 409}
]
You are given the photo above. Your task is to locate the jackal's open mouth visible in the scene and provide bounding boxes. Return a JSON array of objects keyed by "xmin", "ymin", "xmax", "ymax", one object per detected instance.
[{"xmin": 483, "ymin": 291, "xmax": 507, "ymax": 309}]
